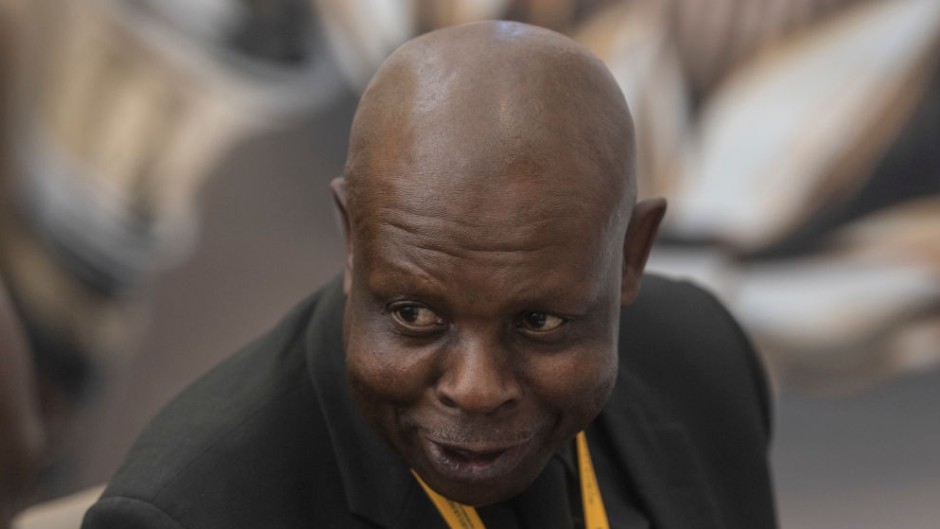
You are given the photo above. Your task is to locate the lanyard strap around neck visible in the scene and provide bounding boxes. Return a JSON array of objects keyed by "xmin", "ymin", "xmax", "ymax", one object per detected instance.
[{"xmin": 413, "ymin": 431, "xmax": 610, "ymax": 529}]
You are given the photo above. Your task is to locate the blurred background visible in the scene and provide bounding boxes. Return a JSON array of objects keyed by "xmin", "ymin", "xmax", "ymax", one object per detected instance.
[{"xmin": 1, "ymin": 0, "xmax": 938, "ymax": 527}]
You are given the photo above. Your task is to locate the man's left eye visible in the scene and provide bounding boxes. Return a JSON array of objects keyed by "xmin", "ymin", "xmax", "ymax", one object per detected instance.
[{"xmin": 516, "ymin": 311, "xmax": 566, "ymax": 332}]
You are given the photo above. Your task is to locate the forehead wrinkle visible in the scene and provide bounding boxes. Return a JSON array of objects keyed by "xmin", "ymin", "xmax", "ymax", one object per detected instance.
[
  {"xmin": 358, "ymin": 199, "xmax": 614, "ymax": 292},
  {"xmin": 367, "ymin": 209, "xmax": 567, "ymax": 257},
  {"xmin": 359, "ymin": 164, "xmax": 608, "ymax": 219},
  {"xmin": 368, "ymin": 245, "xmax": 608, "ymax": 322}
]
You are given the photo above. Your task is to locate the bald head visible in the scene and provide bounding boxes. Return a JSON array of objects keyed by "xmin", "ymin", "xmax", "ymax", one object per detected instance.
[{"xmin": 342, "ymin": 21, "xmax": 637, "ymax": 231}]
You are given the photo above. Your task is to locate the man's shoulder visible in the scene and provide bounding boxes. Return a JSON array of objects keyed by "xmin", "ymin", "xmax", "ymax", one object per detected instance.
[
  {"xmin": 608, "ymin": 274, "xmax": 777, "ymax": 528},
  {"xmin": 619, "ymin": 273, "xmax": 771, "ymax": 429},
  {"xmin": 84, "ymin": 280, "xmax": 348, "ymax": 528}
]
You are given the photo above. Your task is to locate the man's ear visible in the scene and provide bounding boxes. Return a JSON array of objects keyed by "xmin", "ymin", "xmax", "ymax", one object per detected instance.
[
  {"xmin": 621, "ymin": 198, "xmax": 667, "ymax": 306},
  {"xmin": 330, "ymin": 177, "xmax": 353, "ymax": 295}
]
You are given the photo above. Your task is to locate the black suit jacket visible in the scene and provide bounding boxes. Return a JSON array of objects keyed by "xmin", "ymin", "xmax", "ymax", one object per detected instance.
[{"xmin": 82, "ymin": 275, "xmax": 777, "ymax": 528}]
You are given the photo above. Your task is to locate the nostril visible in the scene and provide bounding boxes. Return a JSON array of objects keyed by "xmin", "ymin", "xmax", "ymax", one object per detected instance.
[{"xmin": 439, "ymin": 394, "xmax": 457, "ymax": 408}]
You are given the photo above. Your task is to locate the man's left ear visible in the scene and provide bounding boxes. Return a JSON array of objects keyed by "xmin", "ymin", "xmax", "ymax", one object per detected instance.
[{"xmin": 621, "ymin": 198, "xmax": 667, "ymax": 306}]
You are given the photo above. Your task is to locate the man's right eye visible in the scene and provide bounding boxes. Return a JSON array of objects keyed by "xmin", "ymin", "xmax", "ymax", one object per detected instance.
[{"xmin": 389, "ymin": 303, "xmax": 444, "ymax": 331}]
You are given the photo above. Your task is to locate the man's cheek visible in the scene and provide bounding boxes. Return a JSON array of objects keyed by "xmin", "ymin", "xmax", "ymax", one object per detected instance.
[
  {"xmin": 347, "ymin": 349, "xmax": 395, "ymax": 400},
  {"xmin": 347, "ymin": 341, "xmax": 427, "ymax": 405},
  {"xmin": 528, "ymin": 349, "xmax": 613, "ymax": 399}
]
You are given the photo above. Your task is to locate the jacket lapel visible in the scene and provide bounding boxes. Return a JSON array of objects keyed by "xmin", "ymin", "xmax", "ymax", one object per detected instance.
[
  {"xmin": 595, "ymin": 371, "xmax": 724, "ymax": 529},
  {"xmin": 389, "ymin": 482, "xmax": 451, "ymax": 529}
]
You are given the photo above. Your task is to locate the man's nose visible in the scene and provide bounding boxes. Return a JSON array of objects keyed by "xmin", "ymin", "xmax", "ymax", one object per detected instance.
[{"xmin": 435, "ymin": 336, "xmax": 522, "ymax": 415}]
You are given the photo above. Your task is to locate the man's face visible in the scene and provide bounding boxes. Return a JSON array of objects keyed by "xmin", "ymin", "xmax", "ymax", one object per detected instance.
[{"xmin": 340, "ymin": 168, "xmax": 625, "ymax": 506}]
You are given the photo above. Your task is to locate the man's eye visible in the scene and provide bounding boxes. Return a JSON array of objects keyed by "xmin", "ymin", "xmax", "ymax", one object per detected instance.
[
  {"xmin": 390, "ymin": 303, "xmax": 444, "ymax": 329},
  {"xmin": 516, "ymin": 311, "xmax": 566, "ymax": 332}
]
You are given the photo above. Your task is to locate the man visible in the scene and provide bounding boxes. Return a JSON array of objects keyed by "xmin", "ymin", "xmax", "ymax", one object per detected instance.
[{"xmin": 83, "ymin": 21, "xmax": 776, "ymax": 529}]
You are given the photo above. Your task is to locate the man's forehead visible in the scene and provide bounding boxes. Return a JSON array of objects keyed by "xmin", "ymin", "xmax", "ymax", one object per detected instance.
[
  {"xmin": 352, "ymin": 160, "xmax": 616, "ymax": 231},
  {"xmin": 344, "ymin": 125, "xmax": 629, "ymax": 272},
  {"xmin": 353, "ymin": 178, "xmax": 618, "ymax": 311}
]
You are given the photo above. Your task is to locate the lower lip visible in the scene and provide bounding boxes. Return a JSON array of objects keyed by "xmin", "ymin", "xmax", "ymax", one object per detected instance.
[{"xmin": 421, "ymin": 436, "xmax": 532, "ymax": 484}]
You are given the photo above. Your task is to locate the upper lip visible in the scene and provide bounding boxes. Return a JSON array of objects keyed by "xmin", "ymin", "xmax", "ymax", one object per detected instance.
[
  {"xmin": 418, "ymin": 429, "xmax": 538, "ymax": 484},
  {"xmin": 423, "ymin": 435, "xmax": 532, "ymax": 455}
]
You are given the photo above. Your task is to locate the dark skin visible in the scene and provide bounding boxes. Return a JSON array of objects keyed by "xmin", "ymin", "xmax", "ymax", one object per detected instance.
[{"xmin": 332, "ymin": 21, "xmax": 666, "ymax": 507}]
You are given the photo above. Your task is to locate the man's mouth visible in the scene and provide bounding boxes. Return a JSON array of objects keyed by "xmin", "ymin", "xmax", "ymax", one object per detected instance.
[{"xmin": 420, "ymin": 435, "xmax": 533, "ymax": 484}]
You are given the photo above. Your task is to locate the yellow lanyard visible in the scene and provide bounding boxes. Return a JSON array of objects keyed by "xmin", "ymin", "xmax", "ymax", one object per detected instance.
[{"xmin": 413, "ymin": 431, "xmax": 609, "ymax": 529}]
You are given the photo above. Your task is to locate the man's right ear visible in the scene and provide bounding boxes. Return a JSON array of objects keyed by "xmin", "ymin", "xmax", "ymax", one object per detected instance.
[{"xmin": 330, "ymin": 177, "xmax": 353, "ymax": 295}]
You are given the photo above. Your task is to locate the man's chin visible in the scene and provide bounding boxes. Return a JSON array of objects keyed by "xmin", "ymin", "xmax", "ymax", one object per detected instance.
[{"xmin": 419, "ymin": 471, "xmax": 531, "ymax": 507}]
